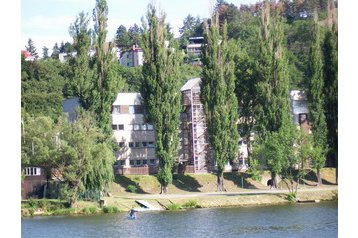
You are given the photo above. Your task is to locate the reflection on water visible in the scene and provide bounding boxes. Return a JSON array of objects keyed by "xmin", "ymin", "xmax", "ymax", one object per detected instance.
[{"xmin": 22, "ymin": 201, "xmax": 337, "ymax": 238}]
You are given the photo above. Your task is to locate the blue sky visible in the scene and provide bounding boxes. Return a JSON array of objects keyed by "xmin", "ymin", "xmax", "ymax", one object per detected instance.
[{"xmin": 21, "ymin": 0, "xmax": 259, "ymax": 53}]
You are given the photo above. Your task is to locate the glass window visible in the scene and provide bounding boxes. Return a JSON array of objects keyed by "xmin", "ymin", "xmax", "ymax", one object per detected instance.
[
  {"xmin": 136, "ymin": 160, "xmax": 141, "ymax": 165},
  {"xmin": 142, "ymin": 142, "xmax": 147, "ymax": 147},
  {"xmin": 113, "ymin": 106, "xmax": 120, "ymax": 114},
  {"xmin": 133, "ymin": 124, "xmax": 140, "ymax": 131},
  {"xmin": 128, "ymin": 142, "xmax": 134, "ymax": 148},
  {"xmin": 135, "ymin": 142, "xmax": 141, "ymax": 148},
  {"xmin": 118, "ymin": 124, "xmax": 124, "ymax": 130},
  {"xmin": 130, "ymin": 160, "xmax": 134, "ymax": 165},
  {"xmin": 149, "ymin": 159, "xmax": 155, "ymax": 165},
  {"xmin": 147, "ymin": 124, "xmax": 154, "ymax": 130},
  {"xmin": 118, "ymin": 142, "xmax": 125, "ymax": 148},
  {"xmin": 148, "ymin": 142, "xmax": 155, "ymax": 148},
  {"xmin": 112, "ymin": 125, "xmax": 118, "ymax": 130},
  {"xmin": 142, "ymin": 159, "xmax": 147, "ymax": 165},
  {"xmin": 141, "ymin": 124, "xmax": 147, "ymax": 130}
]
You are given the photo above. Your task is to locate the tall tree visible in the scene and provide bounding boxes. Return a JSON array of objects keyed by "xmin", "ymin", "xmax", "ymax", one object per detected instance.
[
  {"xmin": 128, "ymin": 23, "xmax": 143, "ymax": 46},
  {"xmin": 322, "ymin": 0, "xmax": 338, "ymax": 178},
  {"xmin": 42, "ymin": 46, "xmax": 49, "ymax": 59},
  {"xmin": 69, "ymin": 11, "xmax": 94, "ymax": 109},
  {"xmin": 255, "ymin": 0, "xmax": 291, "ymax": 139},
  {"xmin": 201, "ymin": 14, "xmax": 239, "ymax": 192},
  {"xmin": 115, "ymin": 25, "xmax": 131, "ymax": 49},
  {"xmin": 141, "ymin": 4, "xmax": 182, "ymax": 194},
  {"xmin": 92, "ymin": 0, "xmax": 126, "ymax": 134},
  {"xmin": 307, "ymin": 10, "xmax": 328, "ymax": 185},
  {"xmin": 25, "ymin": 38, "xmax": 39, "ymax": 59},
  {"xmin": 51, "ymin": 43, "xmax": 60, "ymax": 59}
]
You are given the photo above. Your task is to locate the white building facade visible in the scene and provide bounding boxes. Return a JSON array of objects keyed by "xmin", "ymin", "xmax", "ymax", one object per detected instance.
[
  {"xmin": 119, "ymin": 46, "xmax": 144, "ymax": 67},
  {"xmin": 112, "ymin": 93, "xmax": 158, "ymax": 171}
]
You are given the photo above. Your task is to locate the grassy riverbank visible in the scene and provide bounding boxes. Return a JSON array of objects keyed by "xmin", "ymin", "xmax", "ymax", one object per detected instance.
[{"xmin": 21, "ymin": 168, "xmax": 337, "ymax": 216}]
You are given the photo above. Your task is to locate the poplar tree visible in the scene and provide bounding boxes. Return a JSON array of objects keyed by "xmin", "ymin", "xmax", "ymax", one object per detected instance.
[
  {"xmin": 254, "ymin": 0, "xmax": 292, "ymax": 187},
  {"xmin": 255, "ymin": 0, "xmax": 291, "ymax": 139},
  {"xmin": 69, "ymin": 11, "xmax": 94, "ymax": 109},
  {"xmin": 91, "ymin": 0, "xmax": 126, "ymax": 135},
  {"xmin": 201, "ymin": 15, "xmax": 239, "ymax": 192},
  {"xmin": 307, "ymin": 10, "xmax": 328, "ymax": 186},
  {"xmin": 141, "ymin": 4, "xmax": 182, "ymax": 194}
]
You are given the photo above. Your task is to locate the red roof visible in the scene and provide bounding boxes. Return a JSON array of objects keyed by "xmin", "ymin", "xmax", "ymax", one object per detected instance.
[{"xmin": 21, "ymin": 50, "xmax": 33, "ymax": 58}]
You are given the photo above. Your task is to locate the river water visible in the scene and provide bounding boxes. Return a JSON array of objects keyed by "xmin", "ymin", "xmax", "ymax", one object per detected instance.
[{"xmin": 22, "ymin": 201, "xmax": 337, "ymax": 238}]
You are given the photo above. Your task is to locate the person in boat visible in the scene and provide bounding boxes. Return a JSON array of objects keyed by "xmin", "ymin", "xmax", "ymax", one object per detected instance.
[{"xmin": 128, "ymin": 207, "xmax": 137, "ymax": 219}]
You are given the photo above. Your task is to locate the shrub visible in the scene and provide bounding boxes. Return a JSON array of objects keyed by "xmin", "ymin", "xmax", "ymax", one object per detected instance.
[
  {"xmin": 81, "ymin": 207, "xmax": 98, "ymax": 215},
  {"xmin": 286, "ymin": 192, "xmax": 297, "ymax": 203},
  {"xmin": 167, "ymin": 203, "xmax": 181, "ymax": 211},
  {"xmin": 52, "ymin": 208, "xmax": 75, "ymax": 216},
  {"xmin": 247, "ymin": 159, "xmax": 262, "ymax": 182},
  {"xmin": 38, "ymin": 200, "xmax": 49, "ymax": 211},
  {"xmin": 27, "ymin": 198, "xmax": 38, "ymax": 209},
  {"xmin": 102, "ymin": 206, "xmax": 119, "ymax": 213},
  {"xmin": 182, "ymin": 200, "xmax": 200, "ymax": 209},
  {"xmin": 28, "ymin": 208, "xmax": 35, "ymax": 216},
  {"xmin": 126, "ymin": 185, "xmax": 137, "ymax": 193}
]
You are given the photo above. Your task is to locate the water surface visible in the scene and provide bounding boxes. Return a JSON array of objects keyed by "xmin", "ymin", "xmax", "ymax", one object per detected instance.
[{"xmin": 22, "ymin": 201, "xmax": 337, "ymax": 238}]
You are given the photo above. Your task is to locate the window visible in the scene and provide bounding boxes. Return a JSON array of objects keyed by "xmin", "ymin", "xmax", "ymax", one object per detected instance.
[
  {"xmin": 142, "ymin": 159, "xmax": 147, "ymax": 165},
  {"xmin": 136, "ymin": 160, "xmax": 141, "ymax": 165},
  {"xmin": 112, "ymin": 125, "xmax": 117, "ymax": 130},
  {"xmin": 149, "ymin": 159, "xmax": 156, "ymax": 165},
  {"xmin": 119, "ymin": 160, "xmax": 125, "ymax": 166},
  {"xmin": 128, "ymin": 142, "xmax": 134, "ymax": 148},
  {"xmin": 130, "ymin": 160, "xmax": 135, "ymax": 165},
  {"xmin": 24, "ymin": 167, "xmax": 41, "ymax": 176},
  {"xmin": 129, "ymin": 106, "xmax": 135, "ymax": 114},
  {"xmin": 129, "ymin": 105, "xmax": 143, "ymax": 114},
  {"xmin": 142, "ymin": 142, "xmax": 147, "ymax": 147},
  {"xmin": 118, "ymin": 142, "xmax": 125, "ymax": 148},
  {"xmin": 148, "ymin": 142, "xmax": 155, "ymax": 148},
  {"xmin": 135, "ymin": 142, "xmax": 141, "ymax": 148},
  {"xmin": 147, "ymin": 124, "xmax": 154, "ymax": 130},
  {"xmin": 141, "ymin": 124, "xmax": 147, "ymax": 130},
  {"xmin": 118, "ymin": 124, "xmax": 124, "ymax": 130},
  {"xmin": 113, "ymin": 106, "xmax": 120, "ymax": 114},
  {"xmin": 133, "ymin": 124, "xmax": 140, "ymax": 131}
]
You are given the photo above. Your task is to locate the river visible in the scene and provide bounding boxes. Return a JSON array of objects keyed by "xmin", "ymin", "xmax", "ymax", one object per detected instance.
[{"xmin": 22, "ymin": 201, "xmax": 337, "ymax": 238}]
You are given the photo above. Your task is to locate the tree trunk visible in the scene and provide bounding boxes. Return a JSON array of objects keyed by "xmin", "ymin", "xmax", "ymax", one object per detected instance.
[
  {"xmin": 217, "ymin": 171, "xmax": 224, "ymax": 192},
  {"xmin": 317, "ymin": 168, "xmax": 322, "ymax": 186},
  {"xmin": 272, "ymin": 173, "xmax": 280, "ymax": 189},
  {"xmin": 160, "ymin": 185, "xmax": 168, "ymax": 194}
]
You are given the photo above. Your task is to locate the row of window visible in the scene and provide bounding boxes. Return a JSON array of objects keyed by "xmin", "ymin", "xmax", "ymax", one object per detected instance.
[
  {"xmin": 112, "ymin": 105, "xmax": 143, "ymax": 114},
  {"xmin": 112, "ymin": 124, "xmax": 154, "ymax": 131},
  {"xmin": 117, "ymin": 159, "xmax": 158, "ymax": 166},
  {"xmin": 118, "ymin": 141, "xmax": 155, "ymax": 148},
  {"xmin": 24, "ymin": 167, "xmax": 41, "ymax": 176}
]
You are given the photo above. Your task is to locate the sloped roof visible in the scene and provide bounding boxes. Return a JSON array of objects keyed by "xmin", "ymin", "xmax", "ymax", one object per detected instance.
[
  {"xmin": 181, "ymin": 78, "xmax": 201, "ymax": 91},
  {"xmin": 113, "ymin": 93, "xmax": 142, "ymax": 106}
]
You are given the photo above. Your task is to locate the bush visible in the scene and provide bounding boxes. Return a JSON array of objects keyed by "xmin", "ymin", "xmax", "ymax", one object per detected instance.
[
  {"xmin": 247, "ymin": 159, "xmax": 262, "ymax": 182},
  {"xmin": 27, "ymin": 198, "xmax": 38, "ymax": 209},
  {"xmin": 167, "ymin": 203, "xmax": 182, "ymax": 211},
  {"xmin": 82, "ymin": 207, "xmax": 99, "ymax": 215},
  {"xmin": 286, "ymin": 192, "xmax": 297, "ymax": 203},
  {"xmin": 52, "ymin": 208, "xmax": 75, "ymax": 216},
  {"xmin": 102, "ymin": 206, "xmax": 119, "ymax": 213},
  {"xmin": 126, "ymin": 185, "xmax": 137, "ymax": 193},
  {"xmin": 182, "ymin": 200, "xmax": 200, "ymax": 209}
]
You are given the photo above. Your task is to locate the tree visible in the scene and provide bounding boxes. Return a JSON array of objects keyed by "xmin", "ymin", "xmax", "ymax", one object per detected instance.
[
  {"xmin": 69, "ymin": 11, "xmax": 95, "ymax": 109},
  {"xmin": 128, "ymin": 23, "xmax": 143, "ymax": 46},
  {"xmin": 201, "ymin": 15, "xmax": 239, "ymax": 192},
  {"xmin": 91, "ymin": 0, "xmax": 126, "ymax": 135},
  {"xmin": 60, "ymin": 41, "xmax": 66, "ymax": 53},
  {"xmin": 322, "ymin": 15, "xmax": 338, "ymax": 176},
  {"xmin": 42, "ymin": 46, "xmax": 49, "ymax": 59},
  {"xmin": 141, "ymin": 4, "xmax": 182, "ymax": 194},
  {"xmin": 25, "ymin": 38, "xmax": 39, "ymax": 59},
  {"xmin": 307, "ymin": 10, "xmax": 328, "ymax": 160},
  {"xmin": 51, "ymin": 43, "xmax": 60, "ymax": 59},
  {"xmin": 255, "ymin": 0, "xmax": 291, "ymax": 139},
  {"xmin": 115, "ymin": 25, "xmax": 131, "ymax": 49}
]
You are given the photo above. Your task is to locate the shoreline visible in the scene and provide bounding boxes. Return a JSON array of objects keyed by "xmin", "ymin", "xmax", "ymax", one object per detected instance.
[{"xmin": 21, "ymin": 186, "xmax": 338, "ymax": 217}]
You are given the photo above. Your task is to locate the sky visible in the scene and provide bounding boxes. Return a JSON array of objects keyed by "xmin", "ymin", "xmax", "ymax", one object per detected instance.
[{"xmin": 21, "ymin": 0, "xmax": 258, "ymax": 54}]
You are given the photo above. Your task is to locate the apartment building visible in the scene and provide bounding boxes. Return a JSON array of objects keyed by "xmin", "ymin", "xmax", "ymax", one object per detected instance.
[
  {"xmin": 119, "ymin": 45, "xmax": 144, "ymax": 67},
  {"xmin": 111, "ymin": 93, "xmax": 158, "ymax": 175}
]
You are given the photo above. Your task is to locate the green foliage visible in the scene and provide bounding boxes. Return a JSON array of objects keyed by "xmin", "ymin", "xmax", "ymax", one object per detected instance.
[
  {"xmin": 307, "ymin": 18, "xmax": 328, "ymax": 149},
  {"xmin": 141, "ymin": 4, "xmax": 183, "ymax": 193},
  {"xmin": 247, "ymin": 159, "xmax": 262, "ymax": 182},
  {"xmin": 126, "ymin": 185, "xmax": 138, "ymax": 193},
  {"xmin": 286, "ymin": 192, "xmax": 297, "ymax": 203},
  {"xmin": 201, "ymin": 15, "xmax": 239, "ymax": 191},
  {"xmin": 102, "ymin": 206, "xmax": 119, "ymax": 213},
  {"xmin": 52, "ymin": 208, "xmax": 75, "ymax": 216},
  {"xmin": 182, "ymin": 200, "xmax": 201, "ymax": 209},
  {"xmin": 167, "ymin": 203, "xmax": 182, "ymax": 211},
  {"xmin": 81, "ymin": 207, "xmax": 99, "ymax": 214}
]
